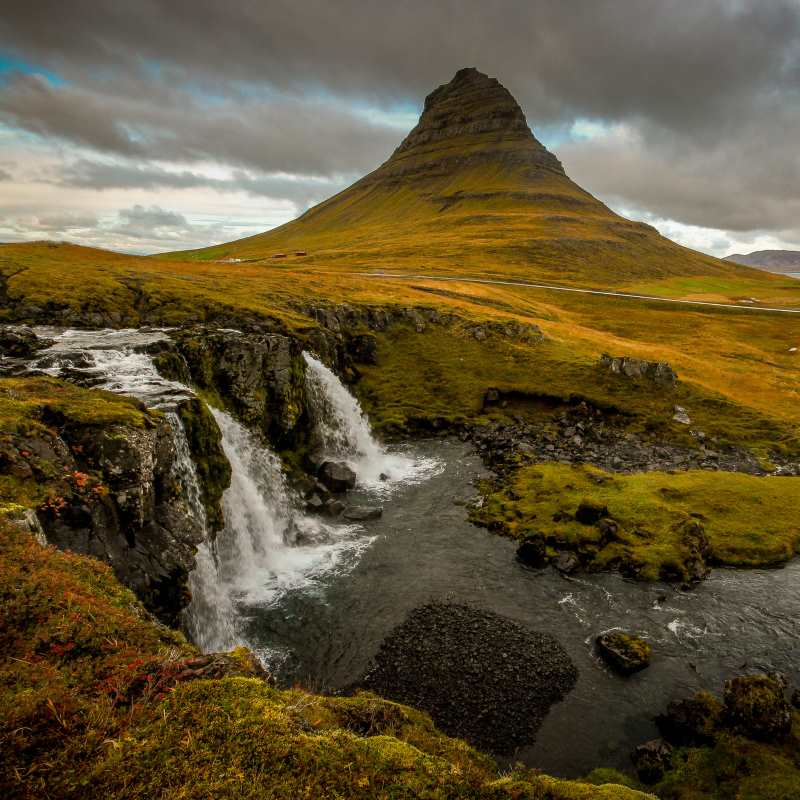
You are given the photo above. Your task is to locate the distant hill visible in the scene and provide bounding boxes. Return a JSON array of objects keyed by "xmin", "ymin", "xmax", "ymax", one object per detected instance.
[
  {"xmin": 724, "ymin": 250, "xmax": 800, "ymax": 273},
  {"xmin": 170, "ymin": 67, "xmax": 762, "ymax": 289}
]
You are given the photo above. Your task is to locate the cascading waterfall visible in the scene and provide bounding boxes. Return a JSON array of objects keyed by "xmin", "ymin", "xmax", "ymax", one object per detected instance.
[
  {"xmin": 208, "ymin": 410, "xmax": 366, "ymax": 597},
  {"xmin": 169, "ymin": 411, "xmax": 239, "ymax": 653},
  {"xmin": 30, "ymin": 329, "xmax": 375, "ymax": 661},
  {"xmin": 303, "ymin": 351, "xmax": 440, "ymax": 490}
]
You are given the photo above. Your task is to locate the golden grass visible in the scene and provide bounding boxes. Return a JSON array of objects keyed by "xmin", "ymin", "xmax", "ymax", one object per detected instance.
[{"xmin": 475, "ymin": 463, "xmax": 800, "ymax": 580}]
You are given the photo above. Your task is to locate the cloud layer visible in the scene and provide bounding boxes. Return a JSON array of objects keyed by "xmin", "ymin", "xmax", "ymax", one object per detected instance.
[{"xmin": 1, "ymin": 1, "xmax": 799, "ymax": 254}]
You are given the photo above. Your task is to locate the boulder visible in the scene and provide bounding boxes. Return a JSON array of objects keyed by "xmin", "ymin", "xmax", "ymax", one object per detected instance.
[
  {"xmin": 342, "ymin": 505, "xmax": 383, "ymax": 521},
  {"xmin": 0, "ymin": 325, "xmax": 52, "ymax": 358},
  {"xmin": 597, "ymin": 632, "xmax": 652, "ymax": 675},
  {"xmin": 672, "ymin": 405, "xmax": 691, "ymax": 425},
  {"xmin": 656, "ymin": 691, "xmax": 722, "ymax": 746},
  {"xmin": 722, "ymin": 674, "xmax": 792, "ymax": 742},
  {"xmin": 516, "ymin": 535, "xmax": 547, "ymax": 568},
  {"xmin": 631, "ymin": 739, "xmax": 673, "ymax": 784},
  {"xmin": 323, "ymin": 498, "xmax": 346, "ymax": 517},
  {"xmin": 575, "ymin": 499, "xmax": 609, "ymax": 525},
  {"xmin": 318, "ymin": 461, "xmax": 357, "ymax": 493},
  {"xmin": 553, "ymin": 552, "xmax": 579, "ymax": 574},
  {"xmin": 600, "ymin": 354, "xmax": 677, "ymax": 389}
]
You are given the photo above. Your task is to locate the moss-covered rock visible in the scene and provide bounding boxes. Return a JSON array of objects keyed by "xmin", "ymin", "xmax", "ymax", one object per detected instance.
[
  {"xmin": 596, "ymin": 632, "xmax": 652, "ymax": 675},
  {"xmin": 723, "ymin": 674, "xmax": 792, "ymax": 743},
  {"xmin": 171, "ymin": 327, "xmax": 307, "ymax": 448},
  {"xmin": 656, "ymin": 691, "xmax": 723, "ymax": 746},
  {"xmin": 0, "ymin": 376, "xmax": 206, "ymax": 624}
]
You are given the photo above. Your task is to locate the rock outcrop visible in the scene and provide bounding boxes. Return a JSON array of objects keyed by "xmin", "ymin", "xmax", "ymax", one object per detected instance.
[
  {"xmin": 599, "ymin": 354, "xmax": 677, "ymax": 389},
  {"xmin": 163, "ymin": 327, "xmax": 307, "ymax": 447},
  {"xmin": 2, "ymin": 404, "xmax": 219, "ymax": 625}
]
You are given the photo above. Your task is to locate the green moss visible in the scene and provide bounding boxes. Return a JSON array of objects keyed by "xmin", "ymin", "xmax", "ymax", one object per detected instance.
[
  {"xmin": 175, "ymin": 397, "xmax": 231, "ymax": 532},
  {"xmin": 473, "ymin": 463, "xmax": 800, "ymax": 580},
  {"xmin": 653, "ymin": 724, "xmax": 800, "ymax": 800},
  {"xmin": 0, "ymin": 376, "xmax": 151, "ymax": 437}
]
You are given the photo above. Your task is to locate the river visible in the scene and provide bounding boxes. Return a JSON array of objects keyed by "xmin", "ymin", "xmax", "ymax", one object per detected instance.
[{"xmin": 30, "ymin": 327, "xmax": 800, "ymax": 777}]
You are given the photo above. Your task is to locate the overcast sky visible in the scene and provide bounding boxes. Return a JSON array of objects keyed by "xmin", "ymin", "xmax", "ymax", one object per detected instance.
[{"xmin": 1, "ymin": 1, "xmax": 799, "ymax": 257}]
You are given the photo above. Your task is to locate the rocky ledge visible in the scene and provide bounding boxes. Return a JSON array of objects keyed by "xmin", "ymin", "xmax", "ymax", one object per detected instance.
[
  {"xmin": 473, "ymin": 395, "xmax": 785, "ymax": 476},
  {"xmin": 358, "ymin": 602, "xmax": 578, "ymax": 754}
]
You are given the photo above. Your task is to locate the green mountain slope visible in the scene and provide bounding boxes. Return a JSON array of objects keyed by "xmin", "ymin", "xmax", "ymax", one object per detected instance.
[{"xmin": 172, "ymin": 68, "xmax": 776, "ymax": 291}]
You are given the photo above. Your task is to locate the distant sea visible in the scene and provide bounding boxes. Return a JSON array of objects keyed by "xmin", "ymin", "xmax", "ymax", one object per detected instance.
[{"xmin": 789, "ymin": 272, "xmax": 800, "ymax": 279}]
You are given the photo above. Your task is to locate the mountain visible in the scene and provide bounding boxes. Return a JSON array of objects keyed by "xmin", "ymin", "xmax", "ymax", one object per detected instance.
[
  {"xmin": 724, "ymin": 250, "xmax": 800, "ymax": 273},
  {"xmin": 173, "ymin": 68, "xmax": 758, "ymax": 288}
]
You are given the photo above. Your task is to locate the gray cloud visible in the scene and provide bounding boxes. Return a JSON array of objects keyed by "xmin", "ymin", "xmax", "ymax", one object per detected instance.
[
  {"xmin": 2, "ymin": 1, "xmax": 798, "ymax": 131},
  {"xmin": 0, "ymin": 168, "xmax": 12, "ymax": 181},
  {"xmin": 1, "ymin": 0, "xmax": 800, "ymax": 247},
  {"xmin": 55, "ymin": 159, "xmax": 348, "ymax": 209},
  {"xmin": 0, "ymin": 73, "xmax": 400, "ymax": 176}
]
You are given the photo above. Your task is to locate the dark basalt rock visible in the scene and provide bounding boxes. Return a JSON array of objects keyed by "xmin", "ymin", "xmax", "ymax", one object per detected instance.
[
  {"xmin": 597, "ymin": 632, "xmax": 652, "ymax": 675},
  {"xmin": 516, "ymin": 535, "xmax": 547, "ymax": 568},
  {"xmin": 575, "ymin": 499, "xmax": 609, "ymax": 525},
  {"xmin": 317, "ymin": 460, "xmax": 357, "ymax": 493},
  {"xmin": 632, "ymin": 739, "xmax": 673, "ymax": 784},
  {"xmin": 358, "ymin": 602, "xmax": 578, "ymax": 754},
  {"xmin": 722, "ymin": 674, "xmax": 792, "ymax": 742},
  {"xmin": 347, "ymin": 332, "xmax": 378, "ymax": 365},
  {"xmin": 656, "ymin": 691, "xmax": 723, "ymax": 747},
  {"xmin": 553, "ymin": 551, "xmax": 580, "ymax": 574},
  {"xmin": 342, "ymin": 505, "xmax": 383, "ymax": 521},
  {"xmin": 169, "ymin": 326, "xmax": 307, "ymax": 448},
  {"xmin": 4, "ymin": 416, "xmax": 207, "ymax": 626},
  {"xmin": 0, "ymin": 325, "xmax": 53, "ymax": 358}
]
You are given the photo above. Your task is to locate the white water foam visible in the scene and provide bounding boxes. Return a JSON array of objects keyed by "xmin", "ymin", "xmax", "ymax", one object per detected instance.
[
  {"xmin": 303, "ymin": 351, "xmax": 441, "ymax": 492},
  {"xmin": 209, "ymin": 408, "xmax": 370, "ymax": 609},
  {"xmin": 33, "ymin": 327, "xmax": 190, "ymax": 408}
]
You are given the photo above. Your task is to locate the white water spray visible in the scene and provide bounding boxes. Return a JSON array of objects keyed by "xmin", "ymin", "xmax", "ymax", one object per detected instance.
[
  {"xmin": 303, "ymin": 352, "xmax": 440, "ymax": 490},
  {"xmin": 209, "ymin": 408, "xmax": 367, "ymax": 608}
]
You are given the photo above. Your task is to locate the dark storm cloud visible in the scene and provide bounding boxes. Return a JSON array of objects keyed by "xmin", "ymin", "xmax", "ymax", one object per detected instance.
[
  {"xmin": 3, "ymin": 1, "xmax": 798, "ymax": 128},
  {"xmin": 1, "ymin": 0, "xmax": 800, "ymax": 241}
]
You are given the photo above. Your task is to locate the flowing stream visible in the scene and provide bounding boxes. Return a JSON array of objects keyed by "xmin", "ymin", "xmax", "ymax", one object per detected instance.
[{"xmin": 29, "ymin": 329, "xmax": 800, "ymax": 777}]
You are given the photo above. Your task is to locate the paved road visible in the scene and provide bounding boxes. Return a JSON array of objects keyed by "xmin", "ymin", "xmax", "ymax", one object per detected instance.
[{"xmin": 354, "ymin": 272, "xmax": 800, "ymax": 315}]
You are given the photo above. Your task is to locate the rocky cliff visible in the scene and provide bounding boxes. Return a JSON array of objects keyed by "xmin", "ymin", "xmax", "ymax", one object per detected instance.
[{"xmin": 1, "ymin": 375, "xmax": 229, "ymax": 625}]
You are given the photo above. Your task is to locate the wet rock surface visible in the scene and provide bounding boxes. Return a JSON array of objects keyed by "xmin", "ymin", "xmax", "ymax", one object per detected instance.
[
  {"xmin": 358, "ymin": 602, "xmax": 578, "ymax": 754},
  {"xmin": 597, "ymin": 632, "xmax": 652, "ymax": 675},
  {"xmin": 632, "ymin": 739, "xmax": 673, "ymax": 784},
  {"xmin": 167, "ymin": 326, "xmax": 307, "ymax": 447},
  {"xmin": 1, "ymin": 413, "xmax": 205, "ymax": 625},
  {"xmin": 318, "ymin": 460, "xmax": 357, "ymax": 493}
]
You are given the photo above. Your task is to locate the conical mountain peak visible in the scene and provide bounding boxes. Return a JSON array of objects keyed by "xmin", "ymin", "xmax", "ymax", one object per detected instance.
[{"xmin": 377, "ymin": 67, "xmax": 564, "ymax": 178}]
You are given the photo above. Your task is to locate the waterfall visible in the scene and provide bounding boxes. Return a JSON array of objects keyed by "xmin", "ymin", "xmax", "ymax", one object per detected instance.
[
  {"xmin": 29, "ymin": 329, "xmax": 430, "ymax": 664},
  {"xmin": 32, "ymin": 330, "xmax": 369, "ymax": 660},
  {"xmin": 169, "ymin": 412, "xmax": 239, "ymax": 653},
  {"xmin": 303, "ymin": 351, "xmax": 439, "ymax": 490},
  {"xmin": 210, "ymin": 408, "xmax": 365, "ymax": 604}
]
